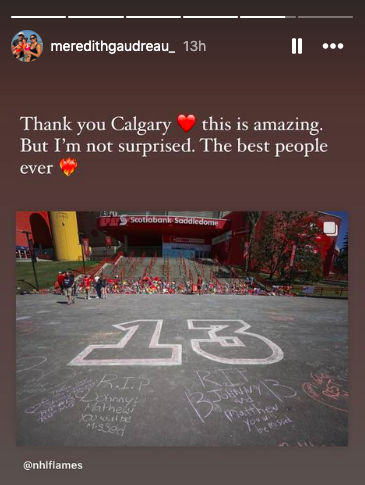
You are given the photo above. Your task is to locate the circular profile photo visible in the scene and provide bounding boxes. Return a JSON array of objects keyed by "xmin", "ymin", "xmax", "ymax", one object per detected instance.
[{"xmin": 11, "ymin": 30, "xmax": 43, "ymax": 62}]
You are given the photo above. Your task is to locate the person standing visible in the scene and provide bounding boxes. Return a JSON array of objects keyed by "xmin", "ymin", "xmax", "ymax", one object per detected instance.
[
  {"xmin": 94, "ymin": 275, "xmax": 102, "ymax": 299},
  {"xmin": 100, "ymin": 274, "xmax": 108, "ymax": 299},
  {"xmin": 70, "ymin": 272, "xmax": 77, "ymax": 298},
  {"xmin": 63, "ymin": 272, "xmax": 75, "ymax": 305},
  {"xmin": 57, "ymin": 271, "xmax": 65, "ymax": 295},
  {"xmin": 197, "ymin": 274, "xmax": 203, "ymax": 295},
  {"xmin": 83, "ymin": 274, "xmax": 92, "ymax": 300}
]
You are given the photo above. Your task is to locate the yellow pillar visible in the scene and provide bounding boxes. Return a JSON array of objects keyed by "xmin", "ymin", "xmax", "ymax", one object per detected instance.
[{"xmin": 49, "ymin": 211, "xmax": 82, "ymax": 261}]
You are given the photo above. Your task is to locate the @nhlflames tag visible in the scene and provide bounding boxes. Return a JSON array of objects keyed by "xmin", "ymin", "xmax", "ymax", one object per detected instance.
[
  {"xmin": 177, "ymin": 114, "xmax": 196, "ymax": 132},
  {"xmin": 59, "ymin": 157, "xmax": 77, "ymax": 176}
]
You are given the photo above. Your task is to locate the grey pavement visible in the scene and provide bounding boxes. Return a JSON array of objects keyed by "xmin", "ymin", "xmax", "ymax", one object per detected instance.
[{"xmin": 16, "ymin": 294, "xmax": 348, "ymax": 447}]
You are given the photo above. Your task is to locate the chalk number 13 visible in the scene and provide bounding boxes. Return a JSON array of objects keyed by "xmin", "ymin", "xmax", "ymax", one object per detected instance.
[{"xmin": 68, "ymin": 319, "xmax": 283, "ymax": 366}]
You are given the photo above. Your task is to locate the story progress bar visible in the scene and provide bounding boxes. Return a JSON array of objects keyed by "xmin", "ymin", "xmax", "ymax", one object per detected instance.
[{"xmin": 11, "ymin": 15, "xmax": 354, "ymax": 19}]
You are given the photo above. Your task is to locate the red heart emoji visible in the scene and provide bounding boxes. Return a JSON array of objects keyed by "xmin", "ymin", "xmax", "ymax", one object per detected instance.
[
  {"xmin": 59, "ymin": 157, "xmax": 78, "ymax": 177},
  {"xmin": 177, "ymin": 114, "xmax": 196, "ymax": 132}
]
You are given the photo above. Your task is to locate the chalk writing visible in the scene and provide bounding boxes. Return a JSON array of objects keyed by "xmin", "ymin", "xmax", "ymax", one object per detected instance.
[
  {"xmin": 185, "ymin": 368, "xmax": 297, "ymax": 435},
  {"xmin": 77, "ymin": 374, "xmax": 150, "ymax": 437},
  {"xmin": 302, "ymin": 372, "xmax": 348, "ymax": 413},
  {"xmin": 20, "ymin": 366, "xmax": 151, "ymax": 441},
  {"xmin": 17, "ymin": 364, "xmax": 77, "ymax": 403},
  {"xmin": 266, "ymin": 312, "xmax": 294, "ymax": 322},
  {"xmin": 24, "ymin": 378, "xmax": 95, "ymax": 422},
  {"xmin": 279, "ymin": 441, "xmax": 316, "ymax": 447}
]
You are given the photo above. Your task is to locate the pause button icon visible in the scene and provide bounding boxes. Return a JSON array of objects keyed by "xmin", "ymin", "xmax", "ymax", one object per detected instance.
[{"xmin": 292, "ymin": 38, "xmax": 303, "ymax": 54}]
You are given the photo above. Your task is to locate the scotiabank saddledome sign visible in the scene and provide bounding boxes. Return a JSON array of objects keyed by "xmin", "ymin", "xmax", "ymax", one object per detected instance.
[{"xmin": 98, "ymin": 215, "xmax": 228, "ymax": 230}]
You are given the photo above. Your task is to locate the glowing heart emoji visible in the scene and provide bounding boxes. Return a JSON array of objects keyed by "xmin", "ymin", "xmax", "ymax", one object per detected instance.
[
  {"xmin": 177, "ymin": 114, "xmax": 196, "ymax": 132},
  {"xmin": 59, "ymin": 157, "xmax": 78, "ymax": 176}
]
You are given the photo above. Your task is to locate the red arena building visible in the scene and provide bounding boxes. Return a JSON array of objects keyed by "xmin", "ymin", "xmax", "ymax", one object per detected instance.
[
  {"xmin": 96, "ymin": 211, "xmax": 341, "ymax": 276},
  {"xmin": 16, "ymin": 211, "xmax": 52, "ymax": 258},
  {"xmin": 15, "ymin": 210, "xmax": 341, "ymax": 277}
]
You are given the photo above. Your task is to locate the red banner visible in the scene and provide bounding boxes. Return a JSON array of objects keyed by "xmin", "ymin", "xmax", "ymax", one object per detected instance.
[
  {"xmin": 28, "ymin": 238, "xmax": 37, "ymax": 263},
  {"xmin": 82, "ymin": 238, "xmax": 90, "ymax": 256}
]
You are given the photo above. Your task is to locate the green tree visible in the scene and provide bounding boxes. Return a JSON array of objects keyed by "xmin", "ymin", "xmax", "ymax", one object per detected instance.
[
  {"xmin": 335, "ymin": 232, "xmax": 348, "ymax": 275},
  {"xmin": 243, "ymin": 211, "xmax": 261, "ymax": 271},
  {"xmin": 251, "ymin": 211, "xmax": 322, "ymax": 280},
  {"xmin": 293, "ymin": 245, "xmax": 323, "ymax": 282},
  {"xmin": 251, "ymin": 213, "xmax": 276, "ymax": 275}
]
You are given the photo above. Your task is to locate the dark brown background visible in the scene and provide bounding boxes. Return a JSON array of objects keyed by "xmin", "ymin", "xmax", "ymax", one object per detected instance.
[{"xmin": 1, "ymin": 0, "xmax": 364, "ymax": 483}]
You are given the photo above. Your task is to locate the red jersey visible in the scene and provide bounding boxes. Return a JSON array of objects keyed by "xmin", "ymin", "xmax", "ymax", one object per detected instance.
[
  {"xmin": 57, "ymin": 274, "xmax": 65, "ymax": 286},
  {"xmin": 83, "ymin": 277, "xmax": 92, "ymax": 288}
]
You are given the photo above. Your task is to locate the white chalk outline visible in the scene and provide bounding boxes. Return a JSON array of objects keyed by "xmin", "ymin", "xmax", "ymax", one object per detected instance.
[
  {"xmin": 68, "ymin": 320, "xmax": 182, "ymax": 366},
  {"xmin": 16, "ymin": 356, "xmax": 47, "ymax": 373},
  {"xmin": 187, "ymin": 319, "xmax": 284, "ymax": 365}
]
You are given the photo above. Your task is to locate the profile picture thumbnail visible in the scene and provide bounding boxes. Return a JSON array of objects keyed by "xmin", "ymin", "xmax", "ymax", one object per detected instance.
[{"xmin": 11, "ymin": 30, "xmax": 43, "ymax": 62}]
